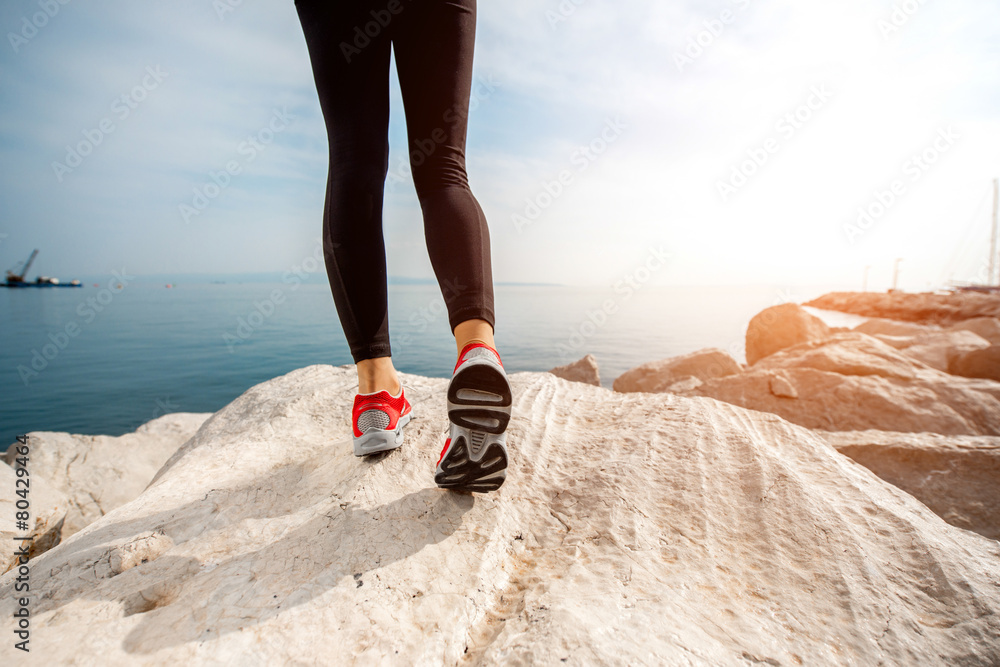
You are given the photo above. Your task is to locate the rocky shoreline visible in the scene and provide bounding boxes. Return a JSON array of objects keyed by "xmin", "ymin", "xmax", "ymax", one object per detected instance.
[
  {"xmin": 805, "ymin": 289, "xmax": 1000, "ymax": 325},
  {"xmin": 2, "ymin": 291, "xmax": 999, "ymax": 664},
  {"xmin": 583, "ymin": 293, "xmax": 1000, "ymax": 541}
]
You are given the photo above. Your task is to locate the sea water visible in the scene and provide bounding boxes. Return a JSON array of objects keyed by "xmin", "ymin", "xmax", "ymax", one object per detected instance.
[{"xmin": 0, "ymin": 277, "xmax": 852, "ymax": 450}]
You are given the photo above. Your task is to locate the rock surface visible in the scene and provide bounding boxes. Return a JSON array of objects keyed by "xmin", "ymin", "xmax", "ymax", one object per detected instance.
[
  {"xmin": 2, "ymin": 365, "xmax": 999, "ymax": 665},
  {"xmin": 612, "ymin": 347, "xmax": 741, "ymax": 393},
  {"xmin": 950, "ymin": 345, "xmax": 1000, "ymax": 382},
  {"xmin": 807, "ymin": 291, "xmax": 1000, "ymax": 325},
  {"xmin": 547, "ymin": 354, "xmax": 601, "ymax": 386},
  {"xmin": 852, "ymin": 320, "xmax": 992, "ymax": 374},
  {"xmin": 2, "ymin": 413, "xmax": 212, "ymax": 539},
  {"xmin": 768, "ymin": 371, "xmax": 798, "ymax": 398},
  {"xmin": 951, "ymin": 317, "xmax": 1000, "ymax": 345},
  {"xmin": 745, "ymin": 303, "xmax": 830, "ymax": 365},
  {"xmin": 897, "ymin": 330, "xmax": 991, "ymax": 373},
  {"xmin": 681, "ymin": 333, "xmax": 1000, "ymax": 435},
  {"xmin": 822, "ymin": 430, "xmax": 1000, "ymax": 542},
  {"xmin": 854, "ymin": 317, "xmax": 940, "ymax": 338},
  {"xmin": 0, "ymin": 461, "xmax": 70, "ymax": 573}
]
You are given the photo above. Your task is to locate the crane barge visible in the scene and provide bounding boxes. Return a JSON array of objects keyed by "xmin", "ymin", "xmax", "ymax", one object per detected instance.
[{"xmin": 2, "ymin": 249, "xmax": 81, "ymax": 287}]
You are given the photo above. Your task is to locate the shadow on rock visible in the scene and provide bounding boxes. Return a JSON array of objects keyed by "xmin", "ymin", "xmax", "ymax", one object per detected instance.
[{"xmin": 116, "ymin": 486, "xmax": 472, "ymax": 654}]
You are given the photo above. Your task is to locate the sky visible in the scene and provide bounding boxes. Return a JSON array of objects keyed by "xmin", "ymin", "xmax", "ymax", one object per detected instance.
[{"xmin": 1, "ymin": 0, "xmax": 999, "ymax": 291}]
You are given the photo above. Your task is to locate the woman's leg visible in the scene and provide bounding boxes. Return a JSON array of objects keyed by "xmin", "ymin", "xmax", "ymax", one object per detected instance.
[
  {"xmin": 453, "ymin": 318, "xmax": 494, "ymax": 356},
  {"xmin": 390, "ymin": 0, "xmax": 497, "ymax": 353},
  {"xmin": 295, "ymin": 0, "xmax": 401, "ymax": 394}
]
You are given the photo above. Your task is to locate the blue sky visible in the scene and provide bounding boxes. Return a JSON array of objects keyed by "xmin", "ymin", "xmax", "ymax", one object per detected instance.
[{"xmin": 1, "ymin": 0, "xmax": 999, "ymax": 290}]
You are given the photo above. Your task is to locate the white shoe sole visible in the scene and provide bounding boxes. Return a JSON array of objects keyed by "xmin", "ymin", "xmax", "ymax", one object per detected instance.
[
  {"xmin": 436, "ymin": 353, "xmax": 512, "ymax": 492},
  {"xmin": 353, "ymin": 410, "xmax": 412, "ymax": 457}
]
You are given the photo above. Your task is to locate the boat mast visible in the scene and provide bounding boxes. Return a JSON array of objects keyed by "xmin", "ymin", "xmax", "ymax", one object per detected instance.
[{"xmin": 991, "ymin": 178, "xmax": 1000, "ymax": 286}]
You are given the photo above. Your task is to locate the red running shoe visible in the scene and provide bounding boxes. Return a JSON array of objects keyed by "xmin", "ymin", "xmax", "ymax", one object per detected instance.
[
  {"xmin": 434, "ymin": 342, "xmax": 512, "ymax": 492},
  {"xmin": 352, "ymin": 385, "xmax": 413, "ymax": 457}
]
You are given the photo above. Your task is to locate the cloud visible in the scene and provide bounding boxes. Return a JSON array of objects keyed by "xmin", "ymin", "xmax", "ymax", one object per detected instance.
[{"xmin": 1, "ymin": 0, "xmax": 998, "ymax": 289}]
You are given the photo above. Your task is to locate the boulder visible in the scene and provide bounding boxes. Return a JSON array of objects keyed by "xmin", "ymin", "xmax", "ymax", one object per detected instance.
[
  {"xmin": 869, "ymin": 333, "xmax": 916, "ymax": 349},
  {"xmin": 898, "ymin": 329, "xmax": 991, "ymax": 373},
  {"xmin": 768, "ymin": 371, "xmax": 798, "ymax": 398},
  {"xmin": 823, "ymin": 430, "xmax": 1000, "ymax": 541},
  {"xmin": 3, "ymin": 412, "xmax": 212, "ymax": 538},
  {"xmin": 548, "ymin": 354, "xmax": 600, "ymax": 386},
  {"xmin": 856, "ymin": 326, "xmax": 991, "ymax": 374},
  {"xmin": 745, "ymin": 303, "xmax": 830, "ymax": 365},
  {"xmin": 662, "ymin": 375, "xmax": 704, "ymax": 393},
  {"xmin": 806, "ymin": 291, "xmax": 1000, "ymax": 325},
  {"xmin": 951, "ymin": 317, "xmax": 1000, "ymax": 345},
  {"xmin": 950, "ymin": 345, "xmax": 1000, "ymax": 382},
  {"xmin": 612, "ymin": 347, "xmax": 741, "ymax": 393},
  {"xmin": 0, "ymin": 461, "xmax": 70, "ymax": 573},
  {"xmin": 677, "ymin": 333, "xmax": 1000, "ymax": 435},
  {"xmin": 854, "ymin": 317, "xmax": 941, "ymax": 337},
  {"xmin": 757, "ymin": 332, "xmax": 921, "ymax": 380},
  {"xmin": 2, "ymin": 366, "xmax": 999, "ymax": 665}
]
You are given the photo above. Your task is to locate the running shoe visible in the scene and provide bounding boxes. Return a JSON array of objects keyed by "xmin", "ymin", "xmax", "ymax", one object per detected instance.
[
  {"xmin": 434, "ymin": 342, "xmax": 512, "ymax": 492},
  {"xmin": 352, "ymin": 385, "xmax": 413, "ymax": 457}
]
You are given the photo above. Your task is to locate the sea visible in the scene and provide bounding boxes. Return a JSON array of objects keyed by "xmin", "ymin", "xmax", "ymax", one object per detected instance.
[{"xmin": 0, "ymin": 276, "xmax": 862, "ymax": 451}]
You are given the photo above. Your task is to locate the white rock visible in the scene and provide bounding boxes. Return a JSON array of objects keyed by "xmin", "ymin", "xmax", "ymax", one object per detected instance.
[
  {"xmin": 951, "ymin": 345, "xmax": 1000, "ymax": 382},
  {"xmin": 822, "ymin": 430, "xmax": 1000, "ymax": 541},
  {"xmin": 876, "ymin": 329, "xmax": 990, "ymax": 373},
  {"xmin": 548, "ymin": 354, "xmax": 601, "ymax": 386},
  {"xmin": 768, "ymin": 371, "xmax": 798, "ymax": 398},
  {"xmin": 951, "ymin": 317, "xmax": 1000, "ymax": 345},
  {"xmin": 0, "ymin": 461, "xmax": 70, "ymax": 573},
  {"xmin": 869, "ymin": 333, "xmax": 914, "ymax": 349},
  {"xmin": 682, "ymin": 333, "xmax": 1000, "ymax": 435},
  {"xmin": 854, "ymin": 317, "xmax": 940, "ymax": 337},
  {"xmin": 745, "ymin": 303, "xmax": 830, "ymax": 365},
  {"xmin": 2, "ymin": 366, "xmax": 999, "ymax": 665},
  {"xmin": 613, "ymin": 347, "xmax": 741, "ymax": 393},
  {"xmin": 2, "ymin": 413, "xmax": 212, "ymax": 537}
]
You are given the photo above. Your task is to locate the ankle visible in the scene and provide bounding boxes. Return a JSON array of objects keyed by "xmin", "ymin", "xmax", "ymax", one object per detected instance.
[
  {"xmin": 454, "ymin": 318, "xmax": 496, "ymax": 356},
  {"xmin": 356, "ymin": 359, "xmax": 401, "ymax": 395},
  {"xmin": 358, "ymin": 376, "xmax": 401, "ymax": 396},
  {"xmin": 460, "ymin": 337, "xmax": 494, "ymax": 351}
]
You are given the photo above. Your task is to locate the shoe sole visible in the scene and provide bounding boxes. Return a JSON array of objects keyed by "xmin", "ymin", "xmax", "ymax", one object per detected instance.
[
  {"xmin": 437, "ymin": 358, "xmax": 512, "ymax": 492},
  {"xmin": 353, "ymin": 411, "xmax": 412, "ymax": 457},
  {"xmin": 435, "ymin": 430, "xmax": 508, "ymax": 492},
  {"xmin": 446, "ymin": 362, "xmax": 512, "ymax": 434}
]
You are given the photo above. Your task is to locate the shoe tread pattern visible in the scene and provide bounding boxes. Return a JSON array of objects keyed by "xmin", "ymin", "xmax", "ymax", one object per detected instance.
[{"xmin": 434, "ymin": 436, "xmax": 507, "ymax": 492}]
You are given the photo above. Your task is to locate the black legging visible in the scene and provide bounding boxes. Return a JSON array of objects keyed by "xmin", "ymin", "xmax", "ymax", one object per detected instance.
[{"xmin": 294, "ymin": 0, "xmax": 495, "ymax": 363}]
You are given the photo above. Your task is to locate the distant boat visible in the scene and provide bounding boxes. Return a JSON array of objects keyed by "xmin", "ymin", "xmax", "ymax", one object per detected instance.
[{"xmin": 1, "ymin": 249, "xmax": 82, "ymax": 288}]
